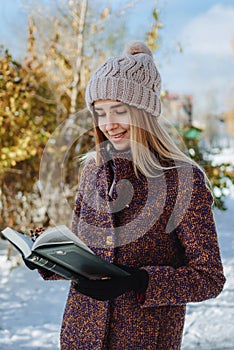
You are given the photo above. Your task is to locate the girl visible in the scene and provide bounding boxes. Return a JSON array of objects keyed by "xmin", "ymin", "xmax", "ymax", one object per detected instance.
[{"xmin": 38, "ymin": 41, "xmax": 225, "ymax": 349}]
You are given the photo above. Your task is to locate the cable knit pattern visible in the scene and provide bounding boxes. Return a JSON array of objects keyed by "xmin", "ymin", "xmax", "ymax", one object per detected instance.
[
  {"xmin": 40, "ymin": 150, "xmax": 226, "ymax": 349},
  {"xmin": 85, "ymin": 49, "xmax": 161, "ymax": 117}
]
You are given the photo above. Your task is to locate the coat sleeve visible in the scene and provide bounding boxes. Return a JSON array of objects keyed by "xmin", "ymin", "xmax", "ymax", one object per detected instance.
[{"xmin": 142, "ymin": 167, "xmax": 226, "ymax": 307}]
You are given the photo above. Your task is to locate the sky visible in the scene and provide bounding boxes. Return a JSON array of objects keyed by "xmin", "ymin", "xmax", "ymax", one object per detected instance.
[
  {"xmin": 0, "ymin": 0, "xmax": 234, "ymax": 118},
  {"xmin": 128, "ymin": 0, "xmax": 234, "ymax": 117}
]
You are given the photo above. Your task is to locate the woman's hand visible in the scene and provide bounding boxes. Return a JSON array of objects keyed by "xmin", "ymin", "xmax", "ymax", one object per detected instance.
[
  {"xmin": 74, "ymin": 265, "xmax": 149, "ymax": 301},
  {"xmin": 22, "ymin": 257, "xmax": 38, "ymax": 270},
  {"xmin": 23, "ymin": 226, "xmax": 53, "ymax": 277}
]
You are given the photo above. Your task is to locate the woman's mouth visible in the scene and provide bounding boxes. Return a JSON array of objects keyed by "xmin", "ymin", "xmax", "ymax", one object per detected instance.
[{"xmin": 109, "ymin": 131, "xmax": 127, "ymax": 141}]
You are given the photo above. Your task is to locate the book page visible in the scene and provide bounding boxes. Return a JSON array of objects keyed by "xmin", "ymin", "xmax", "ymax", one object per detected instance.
[
  {"xmin": 1, "ymin": 227, "xmax": 33, "ymax": 258},
  {"xmin": 32, "ymin": 225, "xmax": 94, "ymax": 254}
]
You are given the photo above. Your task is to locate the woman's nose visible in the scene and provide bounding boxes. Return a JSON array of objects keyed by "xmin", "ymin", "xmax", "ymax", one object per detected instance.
[
  {"xmin": 104, "ymin": 114, "xmax": 118, "ymax": 131},
  {"xmin": 105, "ymin": 122, "xmax": 118, "ymax": 131}
]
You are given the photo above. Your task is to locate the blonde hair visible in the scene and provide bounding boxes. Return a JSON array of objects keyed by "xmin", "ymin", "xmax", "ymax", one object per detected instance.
[
  {"xmin": 92, "ymin": 105, "xmax": 200, "ymax": 178},
  {"xmin": 129, "ymin": 106, "xmax": 200, "ymax": 176}
]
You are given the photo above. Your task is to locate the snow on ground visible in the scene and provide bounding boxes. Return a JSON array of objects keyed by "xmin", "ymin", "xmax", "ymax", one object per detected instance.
[
  {"xmin": 209, "ymin": 148, "xmax": 234, "ymax": 167},
  {"xmin": 0, "ymin": 247, "xmax": 69, "ymax": 350},
  {"xmin": 181, "ymin": 192, "xmax": 234, "ymax": 350},
  {"xmin": 0, "ymin": 149, "xmax": 234, "ymax": 350}
]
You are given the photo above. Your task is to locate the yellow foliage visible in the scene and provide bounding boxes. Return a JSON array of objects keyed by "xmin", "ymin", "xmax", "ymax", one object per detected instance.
[
  {"xmin": 145, "ymin": 8, "xmax": 163, "ymax": 52},
  {"xmin": 0, "ymin": 48, "xmax": 57, "ymax": 174}
]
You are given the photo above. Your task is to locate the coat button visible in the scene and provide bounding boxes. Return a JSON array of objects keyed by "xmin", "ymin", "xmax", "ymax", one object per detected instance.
[{"xmin": 106, "ymin": 235, "xmax": 113, "ymax": 246}]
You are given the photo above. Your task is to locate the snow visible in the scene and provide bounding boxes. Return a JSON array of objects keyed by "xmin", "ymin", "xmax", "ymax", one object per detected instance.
[
  {"xmin": 210, "ymin": 148, "xmax": 234, "ymax": 167},
  {"xmin": 181, "ymin": 190, "xmax": 234, "ymax": 350},
  {"xmin": 0, "ymin": 248, "xmax": 68, "ymax": 350},
  {"xmin": 1, "ymin": 151, "xmax": 234, "ymax": 349}
]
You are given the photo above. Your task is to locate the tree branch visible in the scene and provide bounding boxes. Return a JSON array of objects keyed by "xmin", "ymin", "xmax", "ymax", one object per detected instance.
[{"xmin": 69, "ymin": 0, "xmax": 88, "ymax": 115}]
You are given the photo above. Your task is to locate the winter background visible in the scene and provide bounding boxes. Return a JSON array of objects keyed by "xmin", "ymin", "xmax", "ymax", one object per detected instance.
[
  {"xmin": 0, "ymin": 0, "xmax": 234, "ymax": 348},
  {"xmin": 0, "ymin": 149, "xmax": 234, "ymax": 350}
]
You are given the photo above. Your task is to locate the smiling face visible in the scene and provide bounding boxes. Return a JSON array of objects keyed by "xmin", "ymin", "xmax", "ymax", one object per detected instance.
[{"xmin": 94, "ymin": 100, "xmax": 131, "ymax": 151}]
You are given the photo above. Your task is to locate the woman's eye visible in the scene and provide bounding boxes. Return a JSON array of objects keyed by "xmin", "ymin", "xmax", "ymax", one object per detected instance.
[
  {"xmin": 95, "ymin": 112, "xmax": 106, "ymax": 117},
  {"xmin": 116, "ymin": 109, "xmax": 127, "ymax": 115},
  {"xmin": 94, "ymin": 108, "xmax": 127, "ymax": 117}
]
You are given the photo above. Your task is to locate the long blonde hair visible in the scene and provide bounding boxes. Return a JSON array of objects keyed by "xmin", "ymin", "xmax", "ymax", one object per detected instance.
[
  {"xmin": 129, "ymin": 106, "xmax": 200, "ymax": 176},
  {"xmin": 93, "ymin": 104, "xmax": 201, "ymax": 178}
]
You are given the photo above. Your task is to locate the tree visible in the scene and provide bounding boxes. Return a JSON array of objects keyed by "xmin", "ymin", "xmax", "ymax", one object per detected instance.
[
  {"xmin": 22, "ymin": 0, "xmax": 133, "ymax": 120},
  {"xmin": 19, "ymin": 0, "xmax": 146, "ymax": 227},
  {"xmin": 145, "ymin": 8, "xmax": 163, "ymax": 51},
  {"xmin": 0, "ymin": 46, "xmax": 57, "ymax": 230},
  {"xmin": 179, "ymin": 125, "xmax": 234, "ymax": 210},
  {"xmin": 1, "ymin": 0, "xmax": 147, "ymax": 230}
]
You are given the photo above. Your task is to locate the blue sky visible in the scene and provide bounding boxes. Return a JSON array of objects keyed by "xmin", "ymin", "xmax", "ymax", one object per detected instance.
[
  {"xmin": 127, "ymin": 0, "xmax": 234, "ymax": 118},
  {"xmin": 0, "ymin": 0, "xmax": 234, "ymax": 118}
]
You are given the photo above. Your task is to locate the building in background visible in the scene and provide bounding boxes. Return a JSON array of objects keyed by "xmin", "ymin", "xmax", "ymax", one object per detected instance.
[
  {"xmin": 161, "ymin": 92, "xmax": 193, "ymax": 127},
  {"xmin": 162, "ymin": 92, "xmax": 233, "ymax": 151}
]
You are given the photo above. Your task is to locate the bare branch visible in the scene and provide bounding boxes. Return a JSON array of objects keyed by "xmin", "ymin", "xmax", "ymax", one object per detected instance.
[{"xmin": 70, "ymin": 0, "xmax": 88, "ymax": 115}]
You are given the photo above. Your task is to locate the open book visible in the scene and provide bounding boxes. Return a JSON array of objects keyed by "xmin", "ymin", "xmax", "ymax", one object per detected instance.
[{"xmin": 1, "ymin": 225, "xmax": 129, "ymax": 281}]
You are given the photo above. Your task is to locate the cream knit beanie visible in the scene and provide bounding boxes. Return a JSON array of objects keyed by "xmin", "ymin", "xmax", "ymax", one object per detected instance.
[{"xmin": 85, "ymin": 41, "xmax": 161, "ymax": 117}]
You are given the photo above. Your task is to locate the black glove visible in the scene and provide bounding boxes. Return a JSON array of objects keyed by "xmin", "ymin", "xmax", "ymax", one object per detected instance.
[
  {"xmin": 23, "ymin": 257, "xmax": 38, "ymax": 270},
  {"xmin": 74, "ymin": 264, "xmax": 149, "ymax": 301},
  {"xmin": 22, "ymin": 257, "xmax": 54, "ymax": 277}
]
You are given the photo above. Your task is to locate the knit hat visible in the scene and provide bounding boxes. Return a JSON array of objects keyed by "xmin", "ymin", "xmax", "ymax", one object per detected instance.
[{"xmin": 85, "ymin": 41, "xmax": 161, "ymax": 117}]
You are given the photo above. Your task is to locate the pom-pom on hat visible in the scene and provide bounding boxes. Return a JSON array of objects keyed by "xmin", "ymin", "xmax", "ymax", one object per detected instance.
[{"xmin": 85, "ymin": 41, "xmax": 161, "ymax": 117}]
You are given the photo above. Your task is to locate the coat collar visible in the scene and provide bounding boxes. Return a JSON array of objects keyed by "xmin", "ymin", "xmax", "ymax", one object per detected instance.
[{"xmin": 96, "ymin": 143, "xmax": 145, "ymax": 201}]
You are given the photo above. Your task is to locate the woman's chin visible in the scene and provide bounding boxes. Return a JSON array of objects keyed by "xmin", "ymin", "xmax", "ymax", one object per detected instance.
[{"xmin": 110, "ymin": 141, "xmax": 130, "ymax": 151}]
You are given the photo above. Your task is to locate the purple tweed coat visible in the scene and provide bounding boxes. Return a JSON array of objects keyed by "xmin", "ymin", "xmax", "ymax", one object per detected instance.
[{"xmin": 41, "ymin": 148, "xmax": 225, "ymax": 350}]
